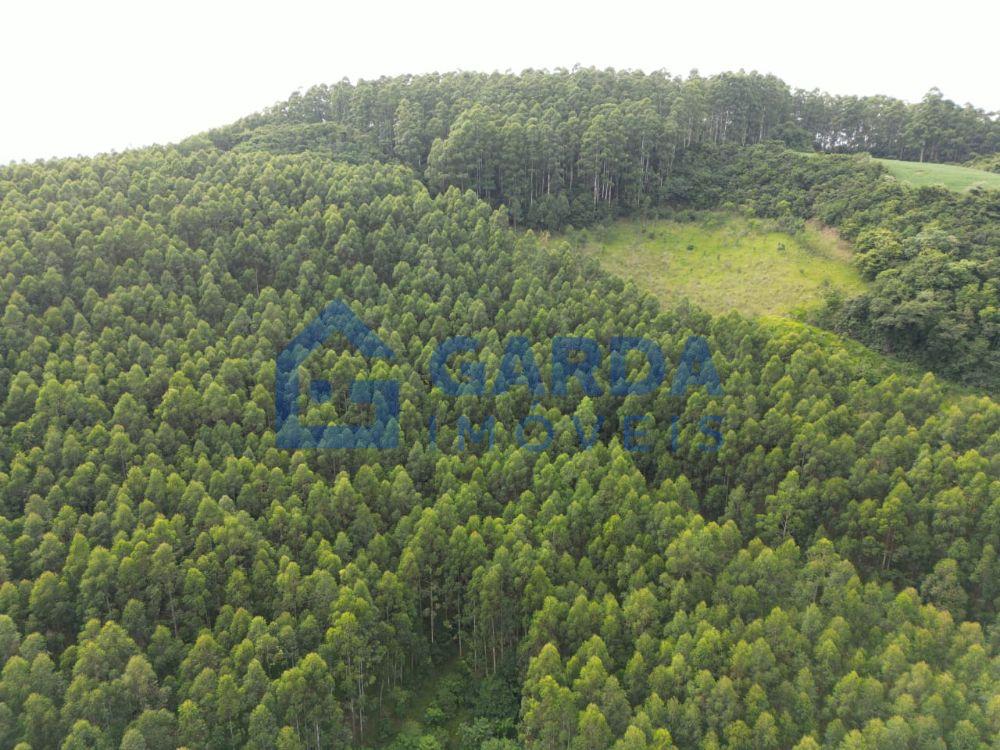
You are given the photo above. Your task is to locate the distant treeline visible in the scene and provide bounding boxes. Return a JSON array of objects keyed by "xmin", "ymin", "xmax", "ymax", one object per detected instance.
[{"xmin": 203, "ymin": 69, "xmax": 999, "ymax": 223}]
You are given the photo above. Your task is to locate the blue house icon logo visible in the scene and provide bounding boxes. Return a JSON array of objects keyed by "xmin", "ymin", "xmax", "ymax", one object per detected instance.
[{"xmin": 275, "ymin": 300, "xmax": 399, "ymax": 449}]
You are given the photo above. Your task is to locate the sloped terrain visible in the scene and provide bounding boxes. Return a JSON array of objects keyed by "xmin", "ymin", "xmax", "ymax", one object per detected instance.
[
  {"xmin": 567, "ymin": 213, "xmax": 865, "ymax": 317},
  {"xmin": 875, "ymin": 157, "xmax": 1000, "ymax": 191}
]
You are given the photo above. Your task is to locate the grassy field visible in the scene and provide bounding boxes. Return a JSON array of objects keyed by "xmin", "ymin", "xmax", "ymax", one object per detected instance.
[
  {"xmin": 875, "ymin": 158, "xmax": 1000, "ymax": 191},
  {"xmin": 567, "ymin": 213, "xmax": 866, "ymax": 318}
]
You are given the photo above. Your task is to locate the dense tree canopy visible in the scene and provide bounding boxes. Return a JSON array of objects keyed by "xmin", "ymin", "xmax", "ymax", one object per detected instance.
[
  {"xmin": 213, "ymin": 68, "xmax": 1000, "ymax": 178},
  {"xmin": 0, "ymin": 68, "xmax": 997, "ymax": 749}
]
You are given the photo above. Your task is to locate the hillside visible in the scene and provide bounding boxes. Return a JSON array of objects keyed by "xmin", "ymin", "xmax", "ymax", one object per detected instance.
[
  {"xmin": 875, "ymin": 157, "xmax": 1000, "ymax": 191},
  {"xmin": 564, "ymin": 213, "xmax": 865, "ymax": 317},
  {"xmin": 194, "ymin": 73, "xmax": 1000, "ymax": 390},
  {"xmin": 0, "ymin": 68, "xmax": 997, "ymax": 750}
]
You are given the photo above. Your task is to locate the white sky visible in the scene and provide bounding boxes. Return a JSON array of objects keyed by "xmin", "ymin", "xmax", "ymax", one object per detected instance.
[{"xmin": 2, "ymin": 0, "xmax": 997, "ymax": 165}]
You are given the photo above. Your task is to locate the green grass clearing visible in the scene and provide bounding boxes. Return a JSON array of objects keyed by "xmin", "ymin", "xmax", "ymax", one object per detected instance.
[
  {"xmin": 565, "ymin": 213, "xmax": 866, "ymax": 318},
  {"xmin": 875, "ymin": 158, "xmax": 1000, "ymax": 192}
]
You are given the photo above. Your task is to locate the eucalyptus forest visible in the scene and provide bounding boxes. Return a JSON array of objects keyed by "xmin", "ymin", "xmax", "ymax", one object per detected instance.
[{"xmin": 0, "ymin": 68, "xmax": 997, "ymax": 749}]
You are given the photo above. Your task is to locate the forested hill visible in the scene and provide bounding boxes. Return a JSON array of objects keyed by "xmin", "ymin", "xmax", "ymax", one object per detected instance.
[
  {"xmin": 0, "ymin": 70, "xmax": 997, "ymax": 750},
  {"xmin": 207, "ymin": 69, "xmax": 1000, "ymax": 169},
  {"xmin": 195, "ymin": 69, "xmax": 1000, "ymax": 388}
]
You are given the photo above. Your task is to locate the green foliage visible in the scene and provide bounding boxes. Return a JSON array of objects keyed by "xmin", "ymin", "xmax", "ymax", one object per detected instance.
[
  {"xmin": 716, "ymin": 146, "xmax": 1000, "ymax": 389},
  {"xmin": 206, "ymin": 71, "xmax": 1000, "ymax": 389},
  {"xmin": 0, "ymin": 69, "xmax": 996, "ymax": 750}
]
